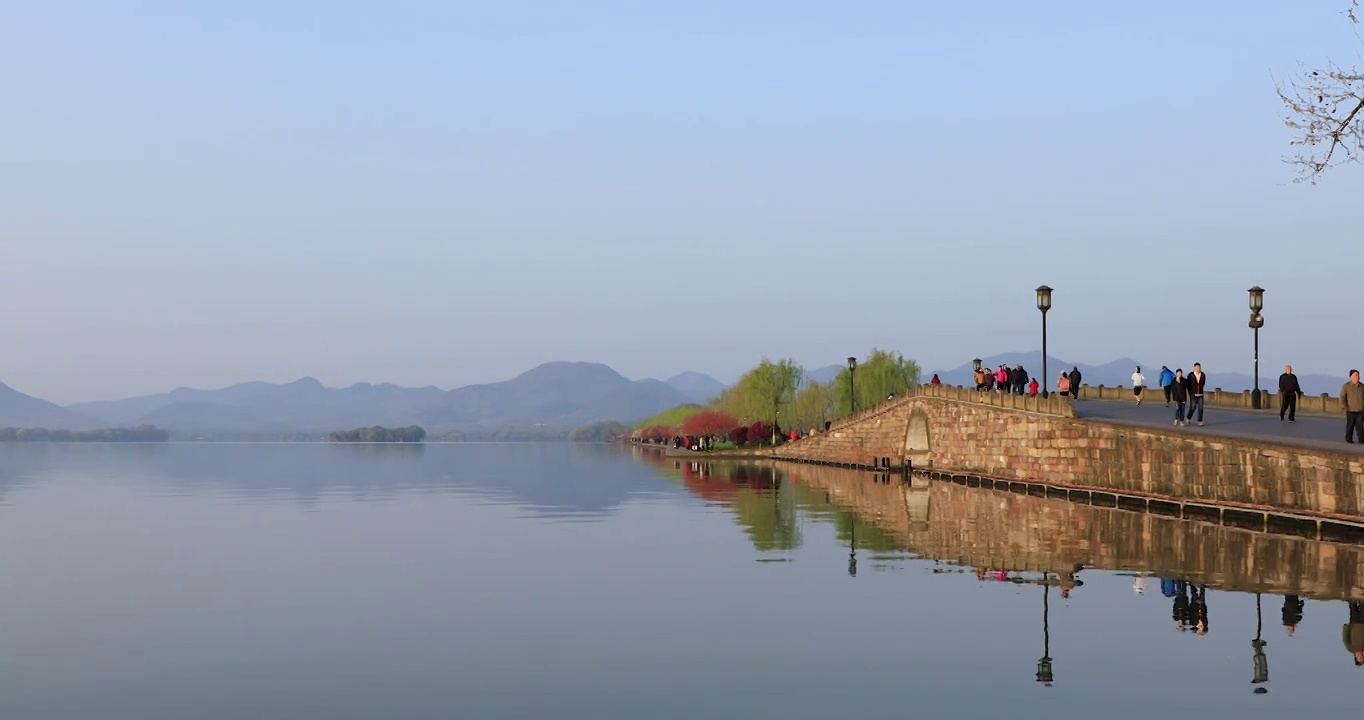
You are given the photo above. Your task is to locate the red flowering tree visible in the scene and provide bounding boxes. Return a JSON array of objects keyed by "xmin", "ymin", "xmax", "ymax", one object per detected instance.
[
  {"xmin": 682, "ymin": 411, "xmax": 738, "ymax": 438},
  {"xmin": 728, "ymin": 426, "xmax": 748, "ymax": 444},
  {"xmin": 748, "ymin": 421, "xmax": 772, "ymax": 445}
]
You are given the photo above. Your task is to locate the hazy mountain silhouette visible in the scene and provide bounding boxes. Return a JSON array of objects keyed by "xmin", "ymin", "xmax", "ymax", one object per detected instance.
[
  {"xmin": 805, "ymin": 364, "xmax": 845, "ymax": 384},
  {"xmin": 70, "ymin": 362, "xmax": 690, "ymax": 431},
  {"xmin": 931, "ymin": 352, "xmax": 1343, "ymax": 394},
  {"xmin": 663, "ymin": 371, "xmax": 726, "ymax": 404},
  {"xmin": 0, "ymin": 382, "xmax": 100, "ymax": 429},
  {"xmin": 420, "ymin": 362, "xmax": 689, "ymax": 428}
]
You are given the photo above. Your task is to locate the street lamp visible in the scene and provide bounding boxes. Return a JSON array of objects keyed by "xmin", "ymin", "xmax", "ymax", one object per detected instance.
[
  {"xmin": 1252, "ymin": 593, "xmax": 1269, "ymax": 692},
  {"xmin": 1036, "ymin": 572, "xmax": 1054, "ymax": 686},
  {"xmin": 847, "ymin": 514, "xmax": 857, "ymax": 577},
  {"xmin": 1248, "ymin": 286, "xmax": 1265, "ymax": 409},
  {"xmin": 1036, "ymin": 286, "xmax": 1053, "ymax": 398},
  {"xmin": 847, "ymin": 356, "xmax": 858, "ymax": 415}
]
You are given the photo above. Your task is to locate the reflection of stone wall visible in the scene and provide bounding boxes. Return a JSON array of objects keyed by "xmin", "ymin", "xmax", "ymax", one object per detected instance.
[
  {"xmin": 773, "ymin": 385, "xmax": 1364, "ymax": 522},
  {"xmin": 787, "ymin": 461, "xmax": 1364, "ymax": 602}
]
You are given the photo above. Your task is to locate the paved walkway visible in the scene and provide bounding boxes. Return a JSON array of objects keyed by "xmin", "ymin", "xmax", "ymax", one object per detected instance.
[{"xmin": 1074, "ymin": 398, "xmax": 1364, "ymax": 456}]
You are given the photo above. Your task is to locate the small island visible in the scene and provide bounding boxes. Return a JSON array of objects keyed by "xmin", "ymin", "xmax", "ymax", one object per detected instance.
[
  {"xmin": 0, "ymin": 425, "xmax": 171, "ymax": 442},
  {"xmin": 328, "ymin": 425, "xmax": 427, "ymax": 443}
]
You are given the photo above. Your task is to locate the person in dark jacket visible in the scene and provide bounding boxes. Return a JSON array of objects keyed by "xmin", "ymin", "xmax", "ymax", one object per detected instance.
[
  {"xmin": 1345, "ymin": 602, "xmax": 1364, "ymax": 666},
  {"xmin": 1279, "ymin": 365, "xmax": 1303, "ymax": 423},
  {"xmin": 1170, "ymin": 369, "xmax": 1189, "ymax": 426},
  {"xmin": 1185, "ymin": 363, "xmax": 1208, "ymax": 425},
  {"xmin": 1343, "ymin": 370, "xmax": 1364, "ymax": 444},
  {"xmin": 1282, "ymin": 594, "xmax": 1304, "ymax": 636},
  {"xmin": 1068, "ymin": 367, "xmax": 1082, "ymax": 401}
]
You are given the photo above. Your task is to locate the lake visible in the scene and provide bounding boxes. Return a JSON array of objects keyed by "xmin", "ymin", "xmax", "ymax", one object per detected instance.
[{"xmin": 0, "ymin": 441, "xmax": 1359, "ymax": 718}]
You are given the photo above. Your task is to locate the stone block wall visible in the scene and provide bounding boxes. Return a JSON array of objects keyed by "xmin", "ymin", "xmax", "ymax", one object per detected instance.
[{"xmin": 774, "ymin": 385, "xmax": 1364, "ymax": 523}]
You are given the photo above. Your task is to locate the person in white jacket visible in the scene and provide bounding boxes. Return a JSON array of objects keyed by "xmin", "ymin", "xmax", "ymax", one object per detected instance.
[{"xmin": 1131, "ymin": 366, "xmax": 1146, "ymax": 405}]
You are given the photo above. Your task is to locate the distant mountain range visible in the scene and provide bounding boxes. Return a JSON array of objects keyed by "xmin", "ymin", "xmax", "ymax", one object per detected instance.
[
  {"xmin": 2, "ymin": 353, "xmax": 1345, "ymax": 436},
  {"xmin": 0, "ymin": 363, "xmax": 729, "ymax": 433},
  {"xmin": 930, "ymin": 352, "xmax": 1343, "ymax": 396}
]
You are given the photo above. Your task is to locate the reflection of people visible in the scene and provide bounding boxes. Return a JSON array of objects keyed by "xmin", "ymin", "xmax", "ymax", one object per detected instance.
[
  {"xmin": 1191, "ymin": 585, "xmax": 1210, "ymax": 636},
  {"xmin": 1172, "ymin": 581, "xmax": 1192, "ymax": 631},
  {"xmin": 1344, "ymin": 602, "xmax": 1364, "ymax": 666},
  {"xmin": 1282, "ymin": 595, "xmax": 1305, "ymax": 636}
]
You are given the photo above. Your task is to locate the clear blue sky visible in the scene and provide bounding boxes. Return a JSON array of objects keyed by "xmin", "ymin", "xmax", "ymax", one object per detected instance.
[{"xmin": 3, "ymin": 1, "xmax": 1362, "ymax": 403}]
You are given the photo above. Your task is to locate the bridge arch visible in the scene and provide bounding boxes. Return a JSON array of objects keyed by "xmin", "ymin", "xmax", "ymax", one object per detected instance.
[{"xmin": 903, "ymin": 406, "xmax": 932, "ymax": 462}]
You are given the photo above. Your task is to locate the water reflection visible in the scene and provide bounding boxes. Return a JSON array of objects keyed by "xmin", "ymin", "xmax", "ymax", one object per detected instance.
[
  {"xmin": 637, "ymin": 449, "xmax": 1364, "ymax": 683},
  {"xmin": 0, "ymin": 442, "xmax": 679, "ymax": 517}
]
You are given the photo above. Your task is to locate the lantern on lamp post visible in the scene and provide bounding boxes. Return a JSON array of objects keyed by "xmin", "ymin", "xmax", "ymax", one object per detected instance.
[
  {"xmin": 1248, "ymin": 286, "xmax": 1265, "ymax": 409},
  {"xmin": 1036, "ymin": 286, "xmax": 1053, "ymax": 398},
  {"xmin": 847, "ymin": 356, "xmax": 858, "ymax": 415}
]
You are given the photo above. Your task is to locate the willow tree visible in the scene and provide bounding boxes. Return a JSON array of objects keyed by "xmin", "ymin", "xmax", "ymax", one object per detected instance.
[
  {"xmin": 716, "ymin": 358, "xmax": 803, "ymax": 444},
  {"xmin": 791, "ymin": 380, "xmax": 836, "ymax": 432},
  {"xmin": 1278, "ymin": 1, "xmax": 1362, "ymax": 182},
  {"xmin": 833, "ymin": 349, "xmax": 921, "ymax": 417}
]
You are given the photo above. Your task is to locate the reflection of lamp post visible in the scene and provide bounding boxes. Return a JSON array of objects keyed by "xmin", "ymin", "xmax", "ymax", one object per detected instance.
[
  {"xmin": 1036, "ymin": 286, "xmax": 1053, "ymax": 398},
  {"xmin": 1252, "ymin": 593, "xmax": 1269, "ymax": 692},
  {"xmin": 1248, "ymin": 286, "xmax": 1265, "ymax": 409},
  {"xmin": 847, "ymin": 356, "xmax": 858, "ymax": 415},
  {"xmin": 847, "ymin": 516, "xmax": 857, "ymax": 577},
  {"xmin": 1037, "ymin": 572, "xmax": 1054, "ymax": 686}
]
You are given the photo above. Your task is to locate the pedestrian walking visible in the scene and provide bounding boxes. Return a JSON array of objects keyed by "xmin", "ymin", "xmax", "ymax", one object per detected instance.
[
  {"xmin": 1343, "ymin": 369, "xmax": 1364, "ymax": 444},
  {"xmin": 1185, "ymin": 363, "xmax": 1207, "ymax": 426},
  {"xmin": 1158, "ymin": 365, "xmax": 1175, "ymax": 406},
  {"xmin": 1278, "ymin": 365, "xmax": 1303, "ymax": 423},
  {"xmin": 1068, "ymin": 366, "xmax": 1082, "ymax": 401},
  {"xmin": 1170, "ymin": 368, "xmax": 1189, "ymax": 426},
  {"xmin": 1131, "ymin": 366, "xmax": 1146, "ymax": 405}
]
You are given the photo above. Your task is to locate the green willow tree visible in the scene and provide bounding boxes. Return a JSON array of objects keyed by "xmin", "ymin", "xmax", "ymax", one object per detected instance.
[
  {"xmin": 791, "ymin": 380, "xmax": 836, "ymax": 432},
  {"xmin": 710, "ymin": 358, "xmax": 804, "ymax": 443},
  {"xmin": 833, "ymin": 349, "xmax": 921, "ymax": 417}
]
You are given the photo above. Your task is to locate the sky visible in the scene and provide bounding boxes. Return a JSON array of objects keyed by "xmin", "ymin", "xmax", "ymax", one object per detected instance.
[{"xmin": 3, "ymin": 1, "xmax": 1363, "ymax": 404}]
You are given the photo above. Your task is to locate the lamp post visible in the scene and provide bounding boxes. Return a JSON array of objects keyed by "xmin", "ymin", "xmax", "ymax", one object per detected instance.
[
  {"xmin": 1252, "ymin": 593, "xmax": 1269, "ymax": 692},
  {"xmin": 847, "ymin": 513, "xmax": 857, "ymax": 577},
  {"xmin": 1036, "ymin": 286, "xmax": 1053, "ymax": 398},
  {"xmin": 1036, "ymin": 572, "xmax": 1054, "ymax": 686},
  {"xmin": 1248, "ymin": 286, "xmax": 1265, "ymax": 410},
  {"xmin": 847, "ymin": 356, "xmax": 858, "ymax": 415}
]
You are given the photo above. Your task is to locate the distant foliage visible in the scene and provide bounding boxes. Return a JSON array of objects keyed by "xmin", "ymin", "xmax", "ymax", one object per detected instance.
[
  {"xmin": 832, "ymin": 349, "xmax": 920, "ymax": 414},
  {"xmin": 567, "ymin": 421, "xmax": 628, "ymax": 442},
  {"xmin": 0, "ymin": 425, "xmax": 170, "ymax": 442},
  {"xmin": 630, "ymin": 404, "xmax": 705, "ymax": 432},
  {"xmin": 681, "ymin": 411, "xmax": 737, "ymax": 438},
  {"xmin": 328, "ymin": 425, "xmax": 427, "ymax": 443},
  {"xmin": 747, "ymin": 421, "xmax": 773, "ymax": 444},
  {"xmin": 727, "ymin": 426, "xmax": 749, "ymax": 444}
]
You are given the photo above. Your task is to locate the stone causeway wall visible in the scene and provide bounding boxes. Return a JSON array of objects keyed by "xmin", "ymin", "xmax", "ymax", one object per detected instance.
[{"xmin": 770, "ymin": 385, "xmax": 1364, "ymax": 523}]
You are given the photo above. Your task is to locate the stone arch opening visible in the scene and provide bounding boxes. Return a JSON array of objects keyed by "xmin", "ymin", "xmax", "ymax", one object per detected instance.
[{"xmin": 903, "ymin": 407, "xmax": 932, "ymax": 460}]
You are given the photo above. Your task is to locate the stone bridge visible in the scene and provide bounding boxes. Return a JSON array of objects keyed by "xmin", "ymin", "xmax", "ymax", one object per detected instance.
[{"xmin": 767, "ymin": 384, "xmax": 1364, "ymax": 525}]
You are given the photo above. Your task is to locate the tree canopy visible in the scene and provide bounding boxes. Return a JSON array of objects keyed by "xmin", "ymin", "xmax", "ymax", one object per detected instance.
[
  {"xmin": 831, "ymin": 349, "xmax": 921, "ymax": 414},
  {"xmin": 329, "ymin": 425, "xmax": 427, "ymax": 443},
  {"xmin": 1278, "ymin": 1, "xmax": 1363, "ymax": 181}
]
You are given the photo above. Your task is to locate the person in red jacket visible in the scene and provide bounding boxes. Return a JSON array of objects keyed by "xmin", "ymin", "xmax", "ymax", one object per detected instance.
[
  {"xmin": 929, "ymin": 374, "xmax": 941, "ymax": 385},
  {"xmin": 1028, "ymin": 378, "xmax": 1039, "ymax": 395}
]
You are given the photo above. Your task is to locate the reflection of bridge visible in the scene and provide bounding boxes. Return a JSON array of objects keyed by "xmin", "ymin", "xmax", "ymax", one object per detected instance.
[
  {"xmin": 790, "ymin": 461, "xmax": 1364, "ymax": 602},
  {"xmin": 646, "ymin": 445, "xmax": 1364, "ymax": 602}
]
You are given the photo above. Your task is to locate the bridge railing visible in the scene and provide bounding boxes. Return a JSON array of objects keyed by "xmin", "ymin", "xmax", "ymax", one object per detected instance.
[
  {"xmin": 820, "ymin": 384, "xmax": 1075, "ymax": 434},
  {"xmin": 1074, "ymin": 384, "xmax": 1344, "ymax": 415}
]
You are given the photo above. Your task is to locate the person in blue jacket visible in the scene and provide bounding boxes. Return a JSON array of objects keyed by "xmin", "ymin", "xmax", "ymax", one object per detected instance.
[{"xmin": 1158, "ymin": 365, "xmax": 1175, "ymax": 406}]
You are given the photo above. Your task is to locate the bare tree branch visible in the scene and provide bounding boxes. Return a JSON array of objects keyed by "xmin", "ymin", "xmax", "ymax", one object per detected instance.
[{"xmin": 1277, "ymin": 0, "xmax": 1363, "ymax": 183}]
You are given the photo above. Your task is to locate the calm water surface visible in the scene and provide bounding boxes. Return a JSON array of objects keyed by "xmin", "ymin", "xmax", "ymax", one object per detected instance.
[{"xmin": 0, "ymin": 442, "xmax": 1359, "ymax": 718}]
